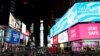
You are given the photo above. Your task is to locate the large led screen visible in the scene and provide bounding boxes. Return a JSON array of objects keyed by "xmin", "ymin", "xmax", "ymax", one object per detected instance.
[
  {"xmin": 50, "ymin": 2, "xmax": 100, "ymax": 38},
  {"xmin": 5, "ymin": 28, "xmax": 20, "ymax": 44},
  {"xmin": 68, "ymin": 23, "xmax": 100, "ymax": 41},
  {"xmin": 58, "ymin": 30, "xmax": 68, "ymax": 43}
]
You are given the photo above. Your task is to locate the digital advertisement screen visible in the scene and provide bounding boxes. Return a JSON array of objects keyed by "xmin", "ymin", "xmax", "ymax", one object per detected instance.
[
  {"xmin": 5, "ymin": 28, "xmax": 12, "ymax": 42},
  {"xmin": 0, "ymin": 29, "xmax": 3, "ymax": 42},
  {"xmin": 72, "ymin": 42, "xmax": 82, "ymax": 52},
  {"xmin": 50, "ymin": 2, "xmax": 100, "ymax": 38},
  {"xmin": 0, "ymin": 29, "xmax": 3, "ymax": 47},
  {"xmin": 22, "ymin": 22, "xmax": 26, "ymax": 34},
  {"xmin": 68, "ymin": 23, "xmax": 100, "ymax": 41},
  {"xmin": 53, "ymin": 35, "xmax": 58, "ymax": 45},
  {"xmin": 72, "ymin": 42, "xmax": 82, "ymax": 48},
  {"xmin": 10, "ymin": 30, "xmax": 20, "ymax": 44},
  {"xmin": 72, "ymin": 41, "xmax": 99, "ymax": 52},
  {"xmin": 82, "ymin": 41, "xmax": 99, "ymax": 48},
  {"xmin": 58, "ymin": 30, "xmax": 68, "ymax": 43},
  {"xmin": 5, "ymin": 28, "xmax": 20, "ymax": 44}
]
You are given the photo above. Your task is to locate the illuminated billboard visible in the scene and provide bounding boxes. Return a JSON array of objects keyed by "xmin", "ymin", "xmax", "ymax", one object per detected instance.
[
  {"xmin": 5, "ymin": 28, "xmax": 20, "ymax": 44},
  {"xmin": 58, "ymin": 30, "xmax": 68, "ymax": 43},
  {"xmin": 68, "ymin": 23, "xmax": 100, "ymax": 41},
  {"xmin": 50, "ymin": 2, "xmax": 100, "ymax": 38},
  {"xmin": 9, "ymin": 13, "xmax": 16, "ymax": 28},
  {"xmin": 9, "ymin": 13, "xmax": 21, "ymax": 30},
  {"xmin": 22, "ymin": 22, "xmax": 26, "ymax": 34}
]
